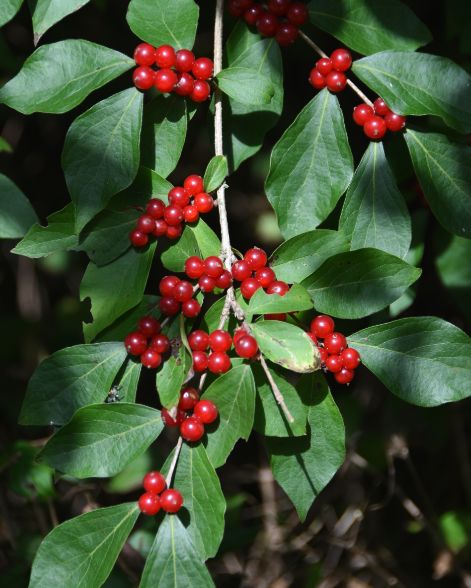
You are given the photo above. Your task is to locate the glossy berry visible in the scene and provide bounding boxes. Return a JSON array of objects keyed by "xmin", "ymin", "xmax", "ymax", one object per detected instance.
[
  {"xmin": 146, "ymin": 198, "xmax": 165, "ymax": 219},
  {"xmin": 190, "ymin": 80, "xmax": 211, "ymax": 102},
  {"xmin": 326, "ymin": 70, "xmax": 347, "ymax": 93},
  {"xmin": 240, "ymin": 277, "xmax": 261, "ymax": 299},
  {"xmin": 245, "ymin": 247, "xmax": 268, "ymax": 270},
  {"xmin": 192, "ymin": 350, "xmax": 208, "ymax": 372},
  {"xmin": 154, "ymin": 68, "xmax": 178, "ymax": 93},
  {"xmin": 143, "ymin": 471, "xmax": 166, "ymax": 494},
  {"xmin": 164, "ymin": 204, "xmax": 184, "ymax": 226},
  {"xmin": 341, "ymin": 347, "xmax": 361, "ymax": 370},
  {"xmin": 334, "ymin": 367, "xmax": 355, "ymax": 385},
  {"xmin": 198, "ymin": 274, "xmax": 217, "ymax": 293},
  {"xmin": 192, "ymin": 57, "xmax": 214, "ymax": 81},
  {"xmin": 215, "ymin": 270, "xmax": 233, "ymax": 289},
  {"xmin": 188, "ymin": 330, "xmax": 209, "ymax": 351},
  {"xmin": 172, "ymin": 280, "xmax": 193, "ymax": 303},
  {"xmin": 244, "ymin": 5, "xmax": 264, "ymax": 25},
  {"xmin": 311, "ymin": 315, "xmax": 335, "ymax": 338},
  {"xmin": 316, "ymin": 57, "xmax": 333, "ymax": 76},
  {"xmin": 159, "ymin": 296, "xmax": 180, "ymax": 316},
  {"xmin": 138, "ymin": 316, "xmax": 160, "ymax": 337},
  {"xmin": 287, "ymin": 2, "xmax": 309, "ymax": 26},
  {"xmin": 155, "ymin": 45, "xmax": 176, "ymax": 68},
  {"xmin": 153, "ymin": 219, "xmax": 168, "ymax": 237},
  {"xmin": 363, "ymin": 115, "xmax": 387, "ymax": 140},
  {"xmin": 227, "ymin": 0, "xmax": 252, "ymax": 17},
  {"xmin": 234, "ymin": 335, "xmax": 259, "ymax": 359},
  {"xmin": 385, "ymin": 112, "xmax": 406, "ymax": 132},
  {"xmin": 160, "ymin": 489, "xmax": 184, "ymax": 513},
  {"xmin": 194, "ymin": 400, "xmax": 218, "ymax": 424},
  {"xmin": 150, "ymin": 334, "xmax": 170, "ymax": 354},
  {"xmin": 168, "ymin": 186, "xmax": 190, "ymax": 208},
  {"xmin": 179, "ymin": 387, "xmax": 200, "ymax": 411},
  {"xmin": 133, "ymin": 66, "xmax": 155, "ymax": 90},
  {"xmin": 205, "ymin": 256, "xmax": 224, "ymax": 278},
  {"xmin": 184, "ymin": 175, "xmax": 204, "ymax": 196},
  {"xmin": 159, "ymin": 275, "xmax": 180, "ymax": 297},
  {"xmin": 257, "ymin": 11, "xmax": 279, "ymax": 37},
  {"xmin": 182, "ymin": 298, "xmax": 201, "ymax": 318},
  {"xmin": 175, "ymin": 49, "xmax": 195, "ymax": 72},
  {"xmin": 325, "ymin": 354, "xmax": 343, "ymax": 373},
  {"xmin": 330, "ymin": 48, "xmax": 352, "ymax": 72},
  {"xmin": 276, "ymin": 23, "xmax": 298, "ymax": 47},
  {"xmin": 185, "ymin": 256, "xmax": 205, "ymax": 279},
  {"xmin": 136, "ymin": 214, "xmax": 155, "ymax": 234},
  {"xmin": 175, "ymin": 72, "xmax": 195, "ymax": 97},
  {"xmin": 266, "ymin": 280, "xmax": 289, "ymax": 296},
  {"xmin": 180, "ymin": 416, "xmax": 205, "ymax": 442},
  {"xmin": 353, "ymin": 103, "xmax": 374, "ymax": 126},
  {"xmin": 324, "ymin": 332, "xmax": 347, "ymax": 355},
  {"xmin": 183, "ymin": 204, "xmax": 199, "ymax": 222},
  {"xmin": 166, "ymin": 224, "xmax": 183, "ymax": 240},
  {"xmin": 268, "ymin": 0, "xmax": 290, "ymax": 16},
  {"xmin": 373, "ymin": 97, "xmax": 391, "ymax": 116},
  {"xmin": 194, "ymin": 192, "xmax": 214, "ymax": 213},
  {"xmin": 209, "ymin": 329, "xmax": 232, "ymax": 352},
  {"xmin": 161, "ymin": 407, "xmax": 185, "ymax": 427},
  {"xmin": 141, "ymin": 348, "xmax": 162, "ymax": 369},
  {"xmin": 134, "ymin": 43, "xmax": 155, "ymax": 66},
  {"xmin": 233, "ymin": 327, "xmax": 249, "ymax": 344},
  {"xmin": 309, "ymin": 68, "xmax": 326, "ymax": 90},
  {"xmin": 138, "ymin": 492, "xmax": 161, "ymax": 515},
  {"xmin": 232, "ymin": 259, "xmax": 252, "ymax": 281},
  {"xmin": 130, "ymin": 229, "xmax": 148, "ymax": 247},
  {"xmin": 208, "ymin": 351, "xmax": 232, "ymax": 374},
  {"xmin": 125, "ymin": 331, "xmax": 147, "ymax": 355}
]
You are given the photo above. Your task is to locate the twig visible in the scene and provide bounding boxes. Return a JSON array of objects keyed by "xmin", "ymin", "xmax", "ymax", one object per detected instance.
[
  {"xmin": 259, "ymin": 355, "xmax": 294, "ymax": 423},
  {"xmin": 298, "ymin": 30, "xmax": 327, "ymax": 58},
  {"xmin": 165, "ymin": 437, "xmax": 183, "ymax": 488}
]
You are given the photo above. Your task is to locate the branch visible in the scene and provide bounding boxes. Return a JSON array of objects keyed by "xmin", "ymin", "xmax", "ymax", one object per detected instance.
[
  {"xmin": 165, "ymin": 436, "xmax": 183, "ymax": 488},
  {"xmin": 259, "ymin": 354, "xmax": 294, "ymax": 423}
]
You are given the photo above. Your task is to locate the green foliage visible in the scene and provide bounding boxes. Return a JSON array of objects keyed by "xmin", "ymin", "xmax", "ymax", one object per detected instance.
[
  {"xmin": 248, "ymin": 283, "xmax": 313, "ymax": 314},
  {"xmin": 0, "ymin": 0, "xmax": 24, "ymax": 27},
  {"xmin": 30, "ymin": 0, "xmax": 91, "ymax": 43},
  {"xmin": 156, "ymin": 345, "xmax": 192, "ymax": 408},
  {"xmin": 0, "ymin": 174, "xmax": 37, "ymax": 238},
  {"xmin": 217, "ymin": 67, "xmax": 275, "ymax": 105},
  {"xmin": 203, "ymin": 155, "xmax": 228, "ymax": 193}
]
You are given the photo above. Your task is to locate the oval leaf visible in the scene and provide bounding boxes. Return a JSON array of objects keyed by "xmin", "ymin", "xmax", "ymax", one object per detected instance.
[
  {"xmin": 31, "ymin": 0, "xmax": 90, "ymax": 44},
  {"xmin": 156, "ymin": 345, "xmax": 192, "ymax": 408},
  {"xmin": 217, "ymin": 67, "xmax": 275, "ymax": 105},
  {"xmin": 203, "ymin": 155, "xmax": 228, "ymax": 193},
  {"xmin": 0, "ymin": 0, "xmax": 23, "ymax": 27},
  {"xmin": 0, "ymin": 174, "xmax": 37, "ymax": 238},
  {"xmin": 160, "ymin": 225, "xmax": 200, "ymax": 272},
  {"xmin": 248, "ymin": 283, "xmax": 314, "ymax": 314}
]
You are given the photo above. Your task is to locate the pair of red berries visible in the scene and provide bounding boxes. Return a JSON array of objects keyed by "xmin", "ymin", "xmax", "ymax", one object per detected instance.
[
  {"xmin": 138, "ymin": 470, "xmax": 183, "ymax": 515},
  {"xmin": 184, "ymin": 255, "xmax": 233, "ymax": 293},
  {"xmin": 231, "ymin": 247, "xmax": 289, "ymax": 300},
  {"xmin": 130, "ymin": 174, "xmax": 214, "ymax": 248},
  {"xmin": 158, "ymin": 275, "xmax": 200, "ymax": 319},
  {"xmin": 353, "ymin": 97, "xmax": 407, "ymax": 140},
  {"xmin": 124, "ymin": 316, "xmax": 171, "ymax": 369},
  {"xmin": 309, "ymin": 315, "xmax": 361, "ymax": 385},
  {"xmin": 228, "ymin": 0, "xmax": 309, "ymax": 47},
  {"xmin": 309, "ymin": 48, "xmax": 352, "ymax": 93},
  {"xmin": 132, "ymin": 43, "xmax": 213, "ymax": 102}
]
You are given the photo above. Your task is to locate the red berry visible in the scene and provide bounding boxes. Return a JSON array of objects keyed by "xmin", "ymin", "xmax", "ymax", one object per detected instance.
[
  {"xmin": 316, "ymin": 57, "xmax": 332, "ymax": 76},
  {"xmin": 178, "ymin": 387, "xmax": 200, "ymax": 411},
  {"xmin": 159, "ymin": 296, "xmax": 180, "ymax": 316},
  {"xmin": 334, "ymin": 367, "xmax": 355, "ymax": 385},
  {"xmin": 266, "ymin": 280, "xmax": 289, "ymax": 296},
  {"xmin": 233, "ymin": 327, "xmax": 249, "ymax": 344},
  {"xmin": 183, "ymin": 204, "xmax": 199, "ymax": 222},
  {"xmin": 353, "ymin": 103, "xmax": 374, "ymax": 126},
  {"xmin": 209, "ymin": 329, "xmax": 232, "ymax": 352},
  {"xmin": 255, "ymin": 266, "xmax": 276, "ymax": 288},
  {"xmin": 150, "ymin": 333, "xmax": 170, "ymax": 354},
  {"xmin": 204, "ymin": 256, "xmax": 224, "ymax": 278},
  {"xmin": 146, "ymin": 198, "xmax": 165, "ymax": 219},
  {"xmin": 193, "ymin": 192, "xmax": 214, "ymax": 213},
  {"xmin": 324, "ymin": 332, "xmax": 347, "ymax": 355},
  {"xmin": 257, "ymin": 11, "xmax": 279, "ymax": 37},
  {"xmin": 287, "ymin": 2, "xmax": 309, "ymax": 26},
  {"xmin": 276, "ymin": 23, "xmax": 298, "ymax": 47},
  {"xmin": 232, "ymin": 260, "xmax": 252, "ymax": 281},
  {"xmin": 133, "ymin": 66, "xmax": 155, "ymax": 90},
  {"xmin": 341, "ymin": 348, "xmax": 361, "ymax": 370},
  {"xmin": 130, "ymin": 229, "xmax": 148, "ymax": 247},
  {"xmin": 234, "ymin": 335, "xmax": 258, "ymax": 359},
  {"xmin": 174, "ymin": 72, "xmax": 195, "ymax": 97},
  {"xmin": 325, "ymin": 354, "xmax": 343, "ymax": 373},
  {"xmin": 161, "ymin": 407, "xmax": 185, "ymax": 427},
  {"xmin": 160, "ymin": 488, "xmax": 184, "ymax": 513},
  {"xmin": 385, "ymin": 112, "xmax": 406, "ymax": 132},
  {"xmin": 138, "ymin": 316, "xmax": 161, "ymax": 337},
  {"xmin": 184, "ymin": 175, "xmax": 204, "ymax": 196},
  {"xmin": 208, "ymin": 351, "xmax": 232, "ymax": 374},
  {"xmin": 166, "ymin": 224, "xmax": 183, "ymax": 240},
  {"xmin": 141, "ymin": 348, "xmax": 162, "ymax": 369},
  {"xmin": 363, "ymin": 115, "xmax": 387, "ymax": 140},
  {"xmin": 244, "ymin": 247, "xmax": 268, "ymax": 270},
  {"xmin": 244, "ymin": 5, "xmax": 263, "ymax": 25},
  {"xmin": 154, "ymin": 68, "xmax": 178, "ymax": 93},
  {"xmin": 185, "ymin": 256, "xmax": 205, "ymax": 279},
  {"xmin": 309, "ymin": 68, "xmax": 326, "ymax": 90},
  {"xmin": 190, "ymin": 80, "xmax": 211, "ymax": 102},
  {"xmin": 325, "ymin": 70, "xmax": 347, "ymax": 93},
  {"xmin": 194, "ymin": 400, "xmax": 218, "ymax": 424},
  {"xmin": 307, "ymin": 332, "xmax": 318, "ymax": 345},
  {"xmin": 134, "ymin": 43, "xmax": 155, "ymax": 66},
  {"xmin": 143, "ymin": 471, "xmax": 166, "ymax": 494},
  {"xmin": 136, "ymin": 214, "xmax": 156, "ymax": 234},
  {"xmin": 311, "ymin": 315, "xmax": 335, "ymax": 338},
  {"xmin": 192, "ymin": 57, "xmax": 214, "ymax": 81},
  {"xmin": 330, "ymin": 48, "xmax": 352, "ymax": 72},
  {"xmin": 188, "ymin": 330, "xmax": 210, "ymax": 351},
  {"xmin": 180, "ymin": 416, "xmax": 205, "ymax": 442},
  {"xmin": 374, "ymin": 97, "xmax": 391, "ymax": 116},
  {"xmin": 168, "ymin": 186, "xmax": 190, "ymax": 208},
  {"xmin": 153, "ymin": 219, "xmax": 168, "ymax": 237},
  {"xmin": 215, "ymin": 270, "xmax": 233, "ymax": 289},
  {"xmin": 268, "ymin": 0, "xmax": 290, "ymax": 16},
  {"xmin": 240, "ymin": 277, "xmax": 261, "ymax": 299},
  {"xmin": 265, "ymin": 313, "xmax": 287, "ymax": 321},
  {"xmin": 164, "ymin": 204, "xmax": 184, "ymax": 226},
  {"xmin": 198, "ymin": 274, "xmax": 216, "ymax": 293},
  {"xmin": 182, "ymin": 298, "xmax": 201, "ymax": 318},
  {"xmin": 155, "ymin": 45, "xmax": 176, "ymax": 68},
  {"xmin": 175, "ymin": 49, "xmax": 195, "ymax": 73},
  {"xmin": 227, "ymin": 0, "xmax": 252, "ymax": 17},
  {"xmin": 159, "ymin": 275, "xmax": 180, "ymax": 297},
  {"xmin": 173, "ymin": 280, "xmax": 194, "ymax": 302},
  {"xmin": 125, "ymin": 331, "xmax": 147, "ymax": 355},
  {"xmin": 192, "ymin": 350, "xmax": 208, "ymax": 372},
  {"xmin": 138, "ymin": 492, "xmax": 161, "ymax": 515},
  {"xmin": 319, "ymin": 347, "xmax": 328, "ymax": 364}
]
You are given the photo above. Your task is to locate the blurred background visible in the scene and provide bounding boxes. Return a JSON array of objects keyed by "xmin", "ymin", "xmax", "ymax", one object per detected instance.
[{"xmin": 1, "ymin": 1, "xmax": 471, "ymax": 586}]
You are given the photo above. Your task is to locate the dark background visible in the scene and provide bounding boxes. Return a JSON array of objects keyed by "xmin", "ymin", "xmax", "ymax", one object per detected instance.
[{"xmin": 1, "ymin": 1, "xmax": 471, "ymax": 586}]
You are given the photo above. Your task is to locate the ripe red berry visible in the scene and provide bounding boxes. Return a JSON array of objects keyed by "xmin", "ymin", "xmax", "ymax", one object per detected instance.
[
  {"xmin": 266, "ymin": 280, "xmax": 289, "ymax": 296},
  {"xmin": 183, "ymin": 204, "xmax": 199, "ymax": 222},
  {"xmin": 341, "ymin": 347, "xmax": 361, "ymax": 370},
  {"xmin": 150, "ymin": 333, "xmax": 170, "ymax": 354},
  {"xmin": 233, "ymin": 327, "xmax": 249, "ymax": 344},
  {"xmin": 227, "ymin": 0, "xmax": 252, "ymax": 17},
  {"xmin": 146, "ymin": 198, "xmax": 165, "ymax": 219},
  {"xmin": 192, "ymin": 57, "xmax": 214, "ymax": 81},
  {"xmin": 161, "ymin": 407, "xmax": 185, "ymax": 427},
  {"xmin": 182, "ymin": 298, "xmax": 201, "ymax": 318},
  {"xmin": 309, "ymin": 68, "xmax": 326, "ymax": 90},
  {"xmin": 240, "ymin": 277, "xmax": 261, "ymax": 299},
  {"xmin": 363, "ymin": 115, "xmax": 387, "ymax": 140},
  {"xmin": 155, "ymin": 68, "xmax": 178, "ymax": 93},
  {"xmin": 141, "ymin": 348, "xmax": 162, "ymax": 369},
  {"xmin": 330, "ymin": 48, "xmax": 352, "ymax": 72},
  {"xmin": 179, "ymin": 387, "xmax": 200, "ymax": 411},
  {"xmin": 184, "ymin": 175, "xmax": 204, "ymax": 196},
  {"xmin": 244, "ymin": 5, "xmax": 264, "ymax": 25},
  {"xmin": 232, "ymin": 260, "xmax": 252, "ymax": 281},
  {"xmin": 159, "ymin": 296, "xmax": 180, "ymax": 316},
  {"xmin": 193, "ymin": 192, "xmax": 214, "ymax": 213},
  {"xmin": 204, "ymin": 256, "xmax": 224, "ymax": 278},
  {"xmin": 143, "ymin": 471, "xmax": 166, "ymax": 494},
  {"xmin": 324, "ymin": 332, "xmax": 347, "ymax": 355},
  {"xmin": 215, "ymin": 269, "xmax": 233, "ymax": 289},
  {"xmin": 155, "ymin": 45, "xmax": 176, "ymax": 68},
  {"xmin": 373, "ymin": 97, "xmax": 391, "ymax": 116},
  {"xmin": 190, "ymin": 80, "xmax": 211, "ymax": 102},
  {"xmin": 180, "ymin": 416, "xmax": 205, "ymax": 442},
  {"xmin": 268, "ymin": 0, "xmax": 290, "ymax": 15},
  {"xmin": 138, "ymin": 316, "xmax": 160, "ymax": 337},
  {"xmin": 188, "ymin": 330, "xmax": 209, "ymax": 351},
  {"xmin": 287, "ymin": 2, "xmax": 309, "ymax": 26},
  {"xmin": 174, "ymin": 72, "xmax": 195, "ymax": 97},
  {"xmin": 164, "ymin": 204, "xmax": 184, "ymax": 226},
  {"xmin": 234, "ymin": 335, "xmax": 259, "ymax": 359},
  {"xmin": 208, "ymin": 351, "xmax": 232, "ymax": 374},
  {"xmin": 185, "ymin": 256, "xmax": 205, "ymax": 279},
  {"xmin": 175, "ymin": 49, "xmax": 195, "ymax": 72},
  {"xmin": 134, "ymin": 43, "xmax": 156, "ymax": 66},
  {"xmin": 325, "ymin": 70, "xmax": 347, "ymax": 93},
  {"xmin": 385, "ymin": 112, "xmax": 406, "ymax": 132},
  {"xmin": 136, "ymin": 214, "xmax": 156, "ymax": 234},
  {"xmin": 130, "ymin": 229, "xmax": 148, "ymax": 247},
  {"xmin": 325, "ymin": 354, "xmax": 343, "ymax": 373},
  {"xmin": 160, "ymin": 488, "xmax": 184, "ymax": 513},
  {"xmin": 257, "ymin": 11, "xmax": 279, "ymax": 37},
  {"xmin": 209, "ymin": 329, "xmax": 232, "ymax": 352},
  {"xmin": 192, "ymin": 350, "xmax": 208, "ymax": 372},
  {"xmin": 255, "ymin": 266, "xmax": 276, "ymax": 288},
  {"xmin": 198, "ymin": 274, "xmax": 217, "ymax": 293},
  {"xmin": 168, "ymin": 186, "xmax": 190, "ymax": 208},
  {"xmin": 153, "ymin": 219, "xmax": 168, "ymax": 237},
  {"xmin": 316, "ymin": 57, "xmax": 333, "ymax": 76},
  {"xmin": 245, "ymin": 247, "xmax": 268, "ymax": 270},
  {"xmin": 125, "ymin": 331, "xmax": 147, "ymax": 355},
  {"xmin": 311, "ymin": 315, "xmax": 335, "ymax": 338},
  {"xmin": 265, "ymin": 313, "xmax": 287, "ymax": 321},
  {"xmin": 138, "ymin": 492, "xmax": 161, "ymax": 515},
  {"xmin": 276, "ymin": 23, "xmax": 298, "ymax": 47},
  {"xmin": 166, "ymin": 224, "xmax": 183, "ymax": 240},
  {"xmin": 172, "ymin": 280, "xmax": 194, "ymax": 303},
  {"xmin": 159, "ymin": 275, "xmax": 180, "ymax": 297},
  {"xmin": 334, "ymin": 367, "xmax": 355, "ymax": 385},
  {"xmin": 194, "ymin": 400, "xmax": 218, "ymax": 424},
  {"xmin": 133, "ymin": 66, "xmax": 155, "ymax": 90},
  {"xmin": 353, "ymin": 103, "xmax": 374, "ymax": 126}
]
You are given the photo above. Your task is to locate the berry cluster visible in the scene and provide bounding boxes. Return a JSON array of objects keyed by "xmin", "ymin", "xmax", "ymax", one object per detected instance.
[
  {"xmin": 158, "ymin": 274, "xmax": 201, "ymax": 318},
  {"xmin": 184, "ymin": 255, "xmax": 233, "ymax": 293},
  {"xmin": 231, "ymin": 247, "xmax": 290, "ymax": 300},
  {"xmin": 309, "ymin": 48, "xmax": 352, "ymax": 93},
  {"xmin": 308, "ymin": 315, "xmax": 361, "ymax": 384},
  {"xmin": 129, "ymin": 174, "xmax": 214, "ymax": 247},
  {"xmin": 353, "ymin": 97, "xmax": 407, "ymax": 140},
  {"xmin": 138, "ymin": 470, "xmax": 183, "ymax": 515},
  {"xmin": 124, "ymin": 316, "xmax": 170, "ymax": 369},
  {"xmin": 132, "ymin": 43, "xmax": 213, "ymax": 102},
  {"xmin": 228, "ymin": 0, "xmax": 309, "ymax": 47}
]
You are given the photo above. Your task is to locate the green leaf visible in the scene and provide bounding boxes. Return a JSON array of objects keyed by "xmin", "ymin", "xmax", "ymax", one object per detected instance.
[
  {"xmin": 253, "ymin": 365, "xmax": 307, "ymax": 437},
  {"xmin": 140, "ymin": 95, "xmax": 187, "ymax": 179},
  {"xmin": 266, "ymin": 89, "xmax": 353, "ymax": 239},
  {"xmin": 308, "ymin": 0, "xmax": 431, "ymax": 55},
  {"xmin": 439, "ymin": 512, "xmax": 470, "ymax": 553},
  {"xmin": 352, "ymin": 51, "xmax": 471, "ymax": 133},
  {"xmin": 186, "ymin": 219, "xmax": 221, "ymax": 259},
  {"xmin": 248, "ymin": 283, "xmax": 314, "ymax": 315},
  {"xmin": 63, "ymin": 88, "xmax": 143, "ymax": 232},
  {"xmin": 270, "ymin": 229, "xmax": 350, "ymax": 283},
  {"xmin": 0, "ymin": 137, "xmax": 13, "ymax": 152},
  {"xmin": 404, "ymin": 130, "xmax": 471, "ymax": 238},
  {"xmin": 0, "ymin": 174, "xmax": 37, "ymax": 238},
  {"xmin": 30, "ymin": 0, "xmax": 90, "ymax": 44},
  {"xmin": 156, "ymin": 345, "xmax": 192, "ymax": 408},
  {"xmin": 126, "ymin": 0, "xmax": 199, "ymax": 50},
  {"xmin": 203, "ymin": 155, "xmax": 228, "ymax": 193},
  {"xmin": 140, "ymin": 515, "xmax": 214, "ymax": 588},
  {"xmin": 19, "ymin": 342, "xmax": 127, "ymax": 425},
  {"xmin": 0, "ymin": 0, "xmax": 24, "ymax": 27},
  {"xmin": 203, "ymin": 365, "xmax": 256, "ymax": 469},
  {"xmin": 0, "ymin": 40, "xmax": 133, "ymax": 114},
  {"xmin": 80, "ymin": 243, "xmax": 156, "ymax": 342},
  {"xmin": 40, "ymin": 403, "xmax": 163, "ymax": 478},
  {"xmin": 302, "ymin": 248, "xmax": 421, "ymax": 319},
  {"xmin": 251, "ymin": 321, "xmax": 320, "ymax": 373},
  {"xmin": 339, "ymin": 142, "xmax": 411, "ymax": 258},
  {"xmin": 160, "ymin": 225, "xmax": 200, "ymax": 272},
  {"xmin": 95, "ymin": 295, "xmax": 158, "ymax": 343},
  {"xmin": 113, "ymin": 167, "xmax": 172, "ymax": 210},
  {"xmin": 201, "ymin": 297, "xmax": 237, "ymax": 333},
  {"xmin": 30, "ymin": 503, "xmax": 139, "ymax": 588},
  {"xmin": 349, "ymin": 317, "xmax": 471, "ymax": 406},
  {"xmin": 117, "ymin": 358, "xmax": 142, "ymax": 403},
  {"xmin": 436, "ymin": 233, "xmax": 471, "ymax": 324},
  {"xmin": 267, "ymin": 373, "xmax": 345, "ymax": 521},
  {"xmin": 217, "ymin": 67, "xmax": 274, "ymax": 106}
]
